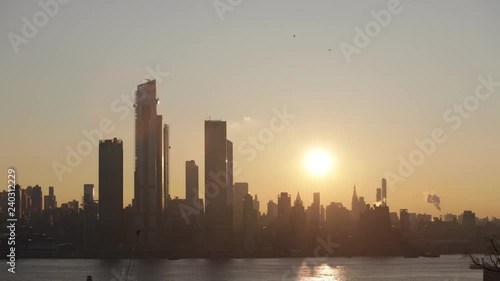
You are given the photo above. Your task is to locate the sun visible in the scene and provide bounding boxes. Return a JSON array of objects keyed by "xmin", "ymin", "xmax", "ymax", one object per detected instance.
[{"xmin": 304, "ymin": 148, "xmax": 334, "ymax": 176}]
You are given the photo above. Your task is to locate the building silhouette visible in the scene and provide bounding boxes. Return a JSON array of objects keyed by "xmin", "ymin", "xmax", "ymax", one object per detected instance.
[
  {"xmin": 25, "ymin": 186, "xmax": 33, "ymax": 215},
  {"xmin": 358, "ymin": 196, "xmax": 366, "ymax": 216},
  {"xmin": 43, "ymin": 186, "xmax": 56, "ymax": 211},
  {"xmin": 83, "ymin": 184, "xmax": 94, "ymax": 208},
  {"xmin": 98, "ymin": 138, "xmax": 123, "ymax": 247},
  {"xmin": 291, "ymin": 193, "xmax": 306, "ymax": 251},
  {"xmin": 444, "ymin": 213, "xmax": 458, "ymax": 222},
  {"xmin": 134, "ymin": 80, "xmax": 164, "ymax": 246},
  {"xmin": 226, "ymin": 139, "xmax": 234, "ymax": 240},
  {"xmin": 20, "ymin": 188, "xmax": 28, "ymax": 218},
  {"xmin": 359, "ymin": 204, "xmax": 393, "ymax": 255},
  {"xmin": 276, "ymin": 192, "xmax": 292, "ymax": 251},
  {"xmin": 83, "ymin": 184, "xmax": 97, "ymax": 246},
  {"xmin": 253, "ymin": 194, "xmax": 260, "ymax": 215},
  {"xmin": 267, "ymin": 200, "xmax": 278, "ymax": 220},
  {"xmin": 226, "ymin": 140, "xmax": 234, "ymax": 207},
  {"xmin": 204, "ymin": 120, "xmax": 232, "ymax": 250},
  {"xmin": 32, "ymin": 185, "xmax": 43, "ymax": 214},
  {"xmin": 312, "ymin": 192, "xmax": 320, "ymax": 222},
  {"xmin": 164, "ymin": 124, "xmax": 170, "ymax": 209},
  {"xmin": 185, "ymin": 160, "xmax": 199, "ymax": 223},
  {"xmin": 242, "ymin": 193, "xmax": 258, "ymax": 253},
  {"xmin": 351, "ymin": 185, "xmax": 359, "ymax": 221},
  {"xmin": 381, "ymin": 178, "xmax": 387, "ymax": 206},
  {"xmin": 233, "ymin": 182, "xmax": 249, "ymax": 232},
  {"xmin": 463, "ymin": 210, "xmax": 476, "ymax": 241},
  {"xmin": 14, "ymin": 184, "xmax": 23, "ymax": 220},
  {"xmin": 400, "ymin": 209, "xmax": 410, "ymax": 234},
  {"xmin": 294, "ymin": 192, "xmax": 303, "ymax": 206},
  {"xmin": 278, "ymin": 192, "xmax": 291, "ymax": 228},
  {"xmin": 326, "ymin": 202, "xmax": 351, "ymax": 238}
]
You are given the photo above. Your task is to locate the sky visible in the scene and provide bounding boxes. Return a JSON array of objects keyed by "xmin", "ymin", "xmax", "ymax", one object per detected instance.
[{"xmin": 1, "ymin": 0, "xmax": 500, "ymax": 218}]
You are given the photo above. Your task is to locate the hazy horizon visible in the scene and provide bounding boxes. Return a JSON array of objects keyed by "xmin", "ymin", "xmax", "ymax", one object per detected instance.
[{"xmin": 1, "ymin": 0, "xmax": 500, "ymax": 218}]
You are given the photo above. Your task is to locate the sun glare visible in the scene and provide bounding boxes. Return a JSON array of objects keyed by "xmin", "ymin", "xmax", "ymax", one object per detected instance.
[{"xmin": 305, "ymin": 148, "xmax": 334, "ymax": 176}]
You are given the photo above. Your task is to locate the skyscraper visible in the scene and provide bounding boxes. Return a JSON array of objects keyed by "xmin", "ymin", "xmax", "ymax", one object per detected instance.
[
  {"xmin": 185, "ymin": 160, "xmax": 199, "ymax": 222},
  {"xmin": 463, "ymin": 210, "xmax": 476, "ymax": 240},
  {"xmin": 313, "ymin": 192, "xmax": 320, "ymax": 212},
  {"xmin": 326, "ymin": 202, "xmax": 351, "ymax": 237},
  {"xmin": 242, "ymin": 193, "xmax": 258, "ymax": 252},
  {"xmin": 25, "ymin": 186, "xmax": 33, "ymax": 214},
  {"xmin": 267, "ymin": 200, "xmax": 278, "ymax": 219},
  {"xmin": 156, "ymin": 115, "xmax": 163, "ymax": 221},
  {"xmin": 164, "ymin": 124, "xmax": 170, "ymax": 209},
  {"xmin": 381, "ymin": 178, "xmax": 387, "ymax": 206},
  {"xmin": 14, "ymin": 184, "xmax": 22, "ymax": 219},
  {"xmin": 358, "ymin": 196, "xmax": 366, "ymax": 214},
  {"xmin": 400, "ymin": 209, "xmax": 410, "ymax": 233},
  {"xmin": 351, "ymin": 185, "xmax": 359, "ymax": 221},
  {"xmin": 83, "ymin": 184, "xmax": 97, "ymax": 245},
  {"xmin": 226, "ymin": 139, "xmax": 234, "ymax": 237},
  {"xmin": 32, "ymin": 185, "xmax": 42, "ymax": 214},
  {"xmin": 294, "ymin": 192, "xmax": 303, "ymax": 206},
  {"xmin": 20, "ymin": 189, "xmax": 27, "ymax": 219},
  {"xmin": 278, "ymin": 192, "xmax": 291, "ymax": 225},
  {"xmin": 99, "ymin": 138, "xmax": 123, "ymax": 247},
  {"xmin": 83, "ymin": 184, "xmax": 96, "ymax": 220},
  {"xmin": 226, "ymin": 140, "xmax": 233, "ymax": 207},
  {"xmin": 277, "ymin": 192, "xmax": 292, "ymax": 250},
  {"xmin": 134, "ymin": 80, "xmax": 163, "ymax": 246},
  {"xmin": 205, "ymin": 120, "xmax": 231, "ymax": 250},
  {"xmin": 310, "ymin": 192, "xmax": 321, "ymax": 225},
  {"xmin": 83, "ymin": 184, "xmax": 94, "ymax": 207},
  {"xmin": 233, "ymin": 182, "xmax": 249, "ymax": 231},
  {"xmin": 253, "ymin": 194, "xmax": 260, "ymax": 214},
  {"xmin": 43, "ymin": 186, "xmax": 56, "ymax": 211},
  {"xmin": 376, "ymin": 188, "xmax": 382, "ymax": 203}
]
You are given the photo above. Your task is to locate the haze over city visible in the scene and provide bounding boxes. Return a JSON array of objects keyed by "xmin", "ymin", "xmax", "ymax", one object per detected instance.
[
  {"xmin": 2, "ymin": 0, "xmax": 500, "ymax": 218},
  {"xmin": 2, "ymin": 2, "xmax": 500, "ymax": 281}
]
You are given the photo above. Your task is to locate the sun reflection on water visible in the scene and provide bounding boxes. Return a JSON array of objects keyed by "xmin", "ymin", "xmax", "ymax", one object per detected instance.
[{"xmin": 296, "ymin": 262, "xmax": 346, "ymax": 281}]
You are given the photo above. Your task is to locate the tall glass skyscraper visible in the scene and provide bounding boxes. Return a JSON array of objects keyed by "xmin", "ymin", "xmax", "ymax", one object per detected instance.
[
  {"xmin": 134, "ymin": 80, "xmax": 163, "ymax": 246},
  {"xmin": 204, "ymin": 120, "xmax": 232, "ymax": 251}
]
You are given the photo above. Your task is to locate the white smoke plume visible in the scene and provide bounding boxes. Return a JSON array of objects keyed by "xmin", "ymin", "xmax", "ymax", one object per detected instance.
[{"xmin": 425, "ymin": 192, "xmax": 441, "ymax": 212}]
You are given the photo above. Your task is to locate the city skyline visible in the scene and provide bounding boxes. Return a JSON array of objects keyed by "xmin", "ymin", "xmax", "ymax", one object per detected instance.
[
  {"xmin": 4, "ymin": 91, "xmax": 499, "ymax": 218},
  {"xmin": 2, "ymin": 2, "xmax": 500, "ymax": 280},
  {"xmin": 2, "ymin": 1, "xmax": 500, "ymax": 219}
]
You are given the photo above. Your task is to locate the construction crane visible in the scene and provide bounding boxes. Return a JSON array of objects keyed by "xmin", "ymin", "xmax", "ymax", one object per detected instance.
[
  {"xmin": 124, "ymin": 230, "xmax": 141, "ymax": 280},
  {"xmin": 86, "ymin": 231, "xmax": 140, "ymax": 281}
]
